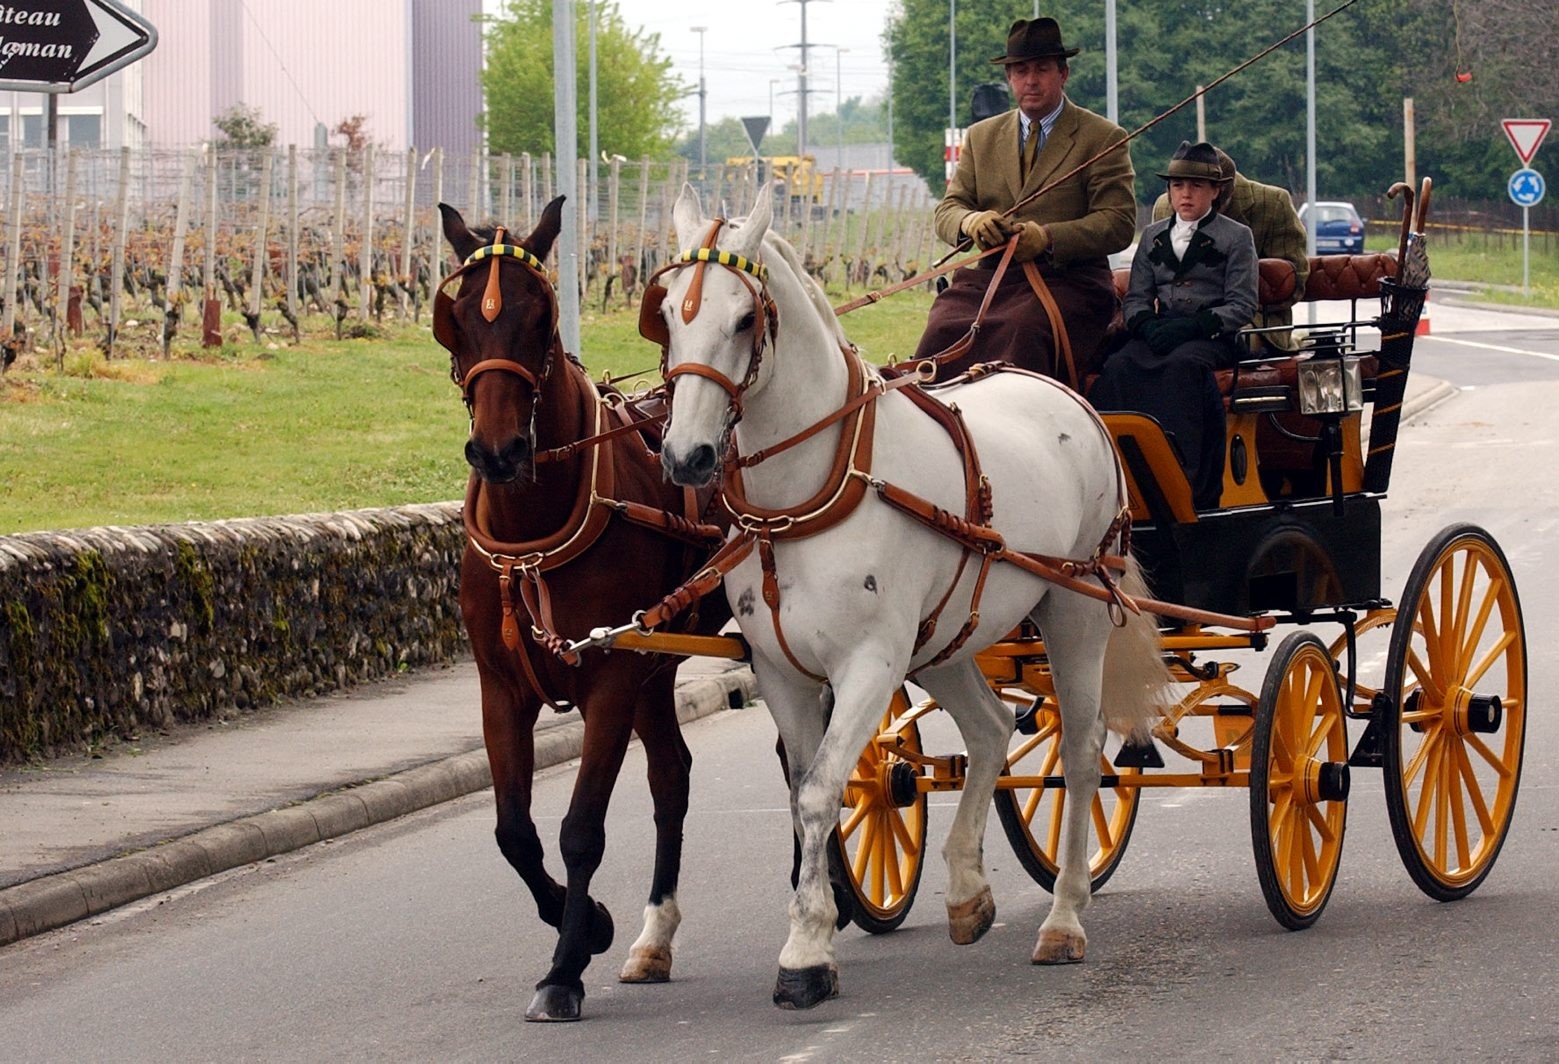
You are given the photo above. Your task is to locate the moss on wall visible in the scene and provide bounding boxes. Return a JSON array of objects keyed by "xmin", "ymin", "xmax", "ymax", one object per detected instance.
[{"xmin": 0, "ymin": 503, "xmax": 467, "ymax": 763}]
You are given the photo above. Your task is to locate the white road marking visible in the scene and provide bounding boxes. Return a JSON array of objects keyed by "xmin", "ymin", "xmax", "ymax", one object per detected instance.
[{"xmin": 1431, "ymin": 335, "xmax": 1559, "ymax": 362}]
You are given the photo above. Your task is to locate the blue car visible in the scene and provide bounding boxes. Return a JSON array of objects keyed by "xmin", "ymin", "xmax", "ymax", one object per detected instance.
[{"xmin": 1298, "ymin": 201, "xmax": 1366, "ymax": 255}]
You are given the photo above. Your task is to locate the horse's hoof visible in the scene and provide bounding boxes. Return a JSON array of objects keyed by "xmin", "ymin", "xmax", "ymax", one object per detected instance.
[
  {"xmin": 619, "ymin": 945, "xmax": 672, "ymax": 983},
  {"xmin": 947, "ymin": 886, "xmax": 996, "ymax": 945},
  {"xmin": 525, "ymin": 984, "xmax": 584, "ymax": 1022},
  {"xmin": 1031, "ymin": 928, "xmax": 1086, "ymax": 965},
  {"xmin": 772, "ymin": 964, "xmax": 839, "ymax": 1010},
  {"xmin": 588, "ymin": 900, "xmax": 615, "ymax": 956}
]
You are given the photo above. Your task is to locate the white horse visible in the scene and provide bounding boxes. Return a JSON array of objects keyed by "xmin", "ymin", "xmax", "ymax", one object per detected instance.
[{"xmin": 651, "ymin": 184, "xmax": 1168, "ymax": 1009}]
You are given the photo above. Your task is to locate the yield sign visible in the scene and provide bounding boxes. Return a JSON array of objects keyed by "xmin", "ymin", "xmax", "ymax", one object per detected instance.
[
  {"xmin": 0, "ymin": 0, "xmax": 158, "ymax": 94},
  {"xmin": 1502, "ymin": 119, "xmax": 1551, "ymax": 165},
  {"xmin": 741, "ymin": 116, "xmax": 770, "ymax": 155}
]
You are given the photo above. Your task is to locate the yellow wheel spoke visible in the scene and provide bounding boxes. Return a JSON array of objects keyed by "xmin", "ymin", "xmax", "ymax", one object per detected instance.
[
  {"xmin": 1403, "ymin": 728, "xmax": 1435, "ymax": 787},
  {"xmin": 1449, "ymin": 554, "xmax": 1478, "ymax": 673},
  {"xmin": 1447, "ymin": 738, "xmax": 1472, "ymax": 870},
  {"xmin": 1299, "ymin": 813, "xmax": 1321, "ymax": 894},
  {"xmin": 1410, "ymin": 732, "xmax": 1441, "ymax": 836},
  {"xmin": 1466, "ymin": 733, "xmax": 1514, "ymax": 779},
  {"xmin": 1464, "ymin": 631, "xmax": 1516, "ymax": 691},
  {"xmin": 840, "ymin": 799, "xmax": 870, "ymax": 840},
  {"xmin": 851, "ymin": 814, "xmax": 875, "ymax": 882},
  {"xmin": 1454, "ymin": 741, "xmax": 1496, "ymax": 837},
  {"xmin": 1091, "ymin": 798, "xmax": 1114, "ymax": 849},
  {"xmin": 1306, "ymin": 800, "xmax": 1338, "ymax": 845},
  {"xmin": 1047, "ymin": 789, "xmax": 1066, "ymax": 854},
  {"xmin": 1405, "ymin": 647, "xmax": 1448, "ymax": 708},
  {"xmin": 1020, "ymin": 784, "xmax": 1044, "ymax": 824},
  {"xmin": 1457, "ymin": 578, "xmax": 1501, "ymax": 678},
  {"xmin": 887, "ymin": 804, "xmax": 919, "ymax": 855},
  {"xmin": 1434, "ymin": 740, "xmax": 1451, "ymax": 868}
]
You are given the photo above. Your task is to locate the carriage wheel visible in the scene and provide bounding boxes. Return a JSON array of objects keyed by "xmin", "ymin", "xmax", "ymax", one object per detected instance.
[
  {"xmin": 992, "ymin": 693, "xmax": 1140, "ymax": 894},
  {"xmin": 1382, "ymin": 524, "xmax": 1526, "ymax": 901},
  {"xmin": 837, "ymin": 687, "xmax": 927, "ymax": 933},
  {"xmin": 1250, "ymin": 632, "xmax": 1350, "ymax": 930}
]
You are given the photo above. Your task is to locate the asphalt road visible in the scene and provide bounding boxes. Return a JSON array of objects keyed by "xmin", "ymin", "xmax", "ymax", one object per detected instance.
[{"xmin": 2, "ymin": 303, "xmax": 1556, "ymax": 1061}]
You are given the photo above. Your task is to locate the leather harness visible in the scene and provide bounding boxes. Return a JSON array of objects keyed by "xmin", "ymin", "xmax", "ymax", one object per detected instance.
[
  {"xmin": 435, "ymin": 233, "xmax": 725, "ymax": 711},
  {"xmin": 635, "ymin": 226, "xmax": 1267, "ymax": 682}
]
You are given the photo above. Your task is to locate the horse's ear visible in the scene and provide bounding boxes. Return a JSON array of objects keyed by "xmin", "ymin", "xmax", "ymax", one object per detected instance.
[
  {"xmin": 729, "ymin": 183, "xmax": 774, "ymax": 257},
  {"xmin": 527, "ymin": 195, "xmax": 567, "ymax": 262},
  {"xmin": 672, "ymin": 183, "xmax": 704, "ymax": 249},
  {"xmin": 439, "ymin": 203, "xmax": 480, "ymax": 262}
]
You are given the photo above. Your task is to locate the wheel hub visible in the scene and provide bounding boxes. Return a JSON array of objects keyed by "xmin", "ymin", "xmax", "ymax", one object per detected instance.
[
  {"xmin": 1302, "ymin": 759, "xmax": 1351, "ymax": 804},
  {"xmin": 1452, "ymin": 688, "xmax": 1502, "ymax": 736}
]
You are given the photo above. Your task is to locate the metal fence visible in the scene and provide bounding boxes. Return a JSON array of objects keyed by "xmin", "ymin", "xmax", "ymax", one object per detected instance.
[{"xmin": 0, "ymin": 145, "xmax": 938, "ymax": 360}]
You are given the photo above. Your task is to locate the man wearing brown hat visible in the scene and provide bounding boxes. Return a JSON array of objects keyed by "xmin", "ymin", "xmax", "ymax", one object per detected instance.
[
  {"xmin": 1152, "ymin": 146, "xmax": 1309, "ymax": 350},
  {"xmin": 911, "ymin": 16, "xmax": 1136, "ymax": 387}
]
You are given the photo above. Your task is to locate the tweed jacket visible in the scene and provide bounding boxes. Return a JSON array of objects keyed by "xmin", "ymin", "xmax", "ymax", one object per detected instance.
[
  {"xmin": 1124, "ymin": 211, "xmax": 1258, "ymax": 335},
  {"xmin": 934, "ymin": 97, "xmax": 1136, "ymax": 266},
  {"xmin": 1152, "ymin": 173, "xmax": 1309, "ymax": 308}
]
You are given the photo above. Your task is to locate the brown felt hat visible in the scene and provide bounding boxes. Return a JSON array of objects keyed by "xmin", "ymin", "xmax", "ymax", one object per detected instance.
[
  {"xmin": 990, "ymin": 18, "xmax": 1080, "ymax": 64},
  {"xmin": 1156, "ymin": 140, "xmax": 1228, "ymax": 182}
]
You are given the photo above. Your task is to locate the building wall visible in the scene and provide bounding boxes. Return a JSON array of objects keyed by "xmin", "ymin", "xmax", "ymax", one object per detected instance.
[{"xmin": 411, "ymin": 0, "xmax": 483, "ymax": 155}]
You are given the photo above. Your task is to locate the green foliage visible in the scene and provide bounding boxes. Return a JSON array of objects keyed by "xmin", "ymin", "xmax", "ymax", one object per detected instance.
[
  {"xmin": 482, "ymin": 0, "xmax": 686, "ymax": 160},
  {"xmin": 213, "ymin": 103, "xmax": 278, "ymax": 149},
  {"xmin": 886, "ymin": 0, "xmax": 1559, "ymax": 205}
]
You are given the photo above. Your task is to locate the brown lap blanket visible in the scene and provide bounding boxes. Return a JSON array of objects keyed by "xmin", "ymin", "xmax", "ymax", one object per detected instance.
[{"xmin": 910, "ymin": 259, "xmax": 1119, "ymax": 388}]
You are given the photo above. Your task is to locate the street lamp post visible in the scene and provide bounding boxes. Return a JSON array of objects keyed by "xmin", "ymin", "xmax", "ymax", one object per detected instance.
[
  {"xmin": 835, "ymin": 47, "xmax": 848, "ymax": 172},
  {"xmin": 692, "ymin": 26, "xmax": 708, "ymax": 177}
]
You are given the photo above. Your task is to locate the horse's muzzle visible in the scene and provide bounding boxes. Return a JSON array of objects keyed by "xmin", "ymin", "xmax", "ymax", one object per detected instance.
[
  {"xmin": 466, "ymin": 436, "xmax": 533, "ymax": 484},
  {"xmin": 661, "ymin": 441, "xmax": 718, "ymax": 488}
]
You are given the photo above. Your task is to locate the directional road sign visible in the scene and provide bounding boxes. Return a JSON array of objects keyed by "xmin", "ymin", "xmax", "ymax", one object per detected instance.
[
  {"xmin": 0, "ymin": 0, "xmax": 157, "ymax": 94},
  {"xmin": 1509, "ymin": 168, "xmax": 1546, "ymax": 208},
  {"xmin": 1502, "ymin": 119, "xmax": 1550, "ymax": 165}
]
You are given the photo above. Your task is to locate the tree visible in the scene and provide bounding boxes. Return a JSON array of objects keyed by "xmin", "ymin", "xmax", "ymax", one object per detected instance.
[
  {"xmin": 891, "ymin": 0, "xmax": 1559, "ymax": 211},
  {"xmin": 213, "ymin": 103, "xmax": 276, "ymax": 150},
  {"xmin": 482, "ymin": 0, "xmax": 687, "ymax": 160}
]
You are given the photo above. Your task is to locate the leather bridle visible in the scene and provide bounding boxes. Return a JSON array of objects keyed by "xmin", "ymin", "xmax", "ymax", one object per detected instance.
[
  {"xmin": 434, "ymin": 229, "xmax": 560, "ymax": 445},
  {"xmin": 638, "ymin": 218, "xmax": 778, "ymax": 425}
]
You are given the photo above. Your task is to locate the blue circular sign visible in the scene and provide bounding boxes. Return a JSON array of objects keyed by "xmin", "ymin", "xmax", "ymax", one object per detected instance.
[{"xmin": 1509, "ymin": 168, "xmax": 1545, "ymax": 207}]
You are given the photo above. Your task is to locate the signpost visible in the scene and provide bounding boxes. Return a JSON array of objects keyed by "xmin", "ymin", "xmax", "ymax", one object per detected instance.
[
  {"xmin": 0, "ymin": 0, "xmax": 157, "ymax": 94},
  {"xmin": 1501, "ymin": 119, "xmax": 1550, "ymax": 297}
]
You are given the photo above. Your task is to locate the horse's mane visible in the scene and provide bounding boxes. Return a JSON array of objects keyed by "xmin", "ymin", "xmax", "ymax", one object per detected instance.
[{"xmin": 760, "ymin": 228, "xmax": 850, "ymax": 350}]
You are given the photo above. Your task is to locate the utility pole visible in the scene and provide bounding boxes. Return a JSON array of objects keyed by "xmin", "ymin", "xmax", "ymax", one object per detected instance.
[
  {"xmin": 692, "ymin": 25, "xmax": 708, "ymax": 177},
  {"xmin": 781, "ymin": 0, "xmax": 828, "ymax": 159}
]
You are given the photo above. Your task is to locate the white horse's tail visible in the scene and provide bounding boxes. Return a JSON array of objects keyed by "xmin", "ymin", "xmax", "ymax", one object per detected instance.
[{"xmin": 1100, "ymin": 555, "xmax": 1174, "ymax": 742}]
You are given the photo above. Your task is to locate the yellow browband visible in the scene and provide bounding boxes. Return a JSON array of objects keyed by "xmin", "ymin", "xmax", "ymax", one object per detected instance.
[
  {"xmin": 675, "ymin": 246, "xmax": 767, "ymax": 284},
  {"xmin": 466, "ymin": 243, "xmax": 548, "ymax": 273}
]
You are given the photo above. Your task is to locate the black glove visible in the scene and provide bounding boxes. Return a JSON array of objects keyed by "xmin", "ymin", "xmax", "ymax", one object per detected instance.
[
  {"xmin": 1195, "ymin": 308, "xmax": 1223, "ymax": 338},
  {"xmin": 1146, "ymin": 316, "xmax": 1202, "ymax": 355}
]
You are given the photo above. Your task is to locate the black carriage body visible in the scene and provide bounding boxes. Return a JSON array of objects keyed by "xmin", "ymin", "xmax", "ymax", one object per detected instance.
[{"xmin": 1131, "ymin": 494, "xmax": 1382, "ymax": 618}]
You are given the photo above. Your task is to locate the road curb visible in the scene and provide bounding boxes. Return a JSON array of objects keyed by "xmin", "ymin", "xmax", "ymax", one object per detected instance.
[
  {"xmin": 1402, "ymin": 378, "xmax": 1458, "ymax": 422},
  {"xmin": 0, "ymin": 665, "xmax": 756, "ymax": 949}
]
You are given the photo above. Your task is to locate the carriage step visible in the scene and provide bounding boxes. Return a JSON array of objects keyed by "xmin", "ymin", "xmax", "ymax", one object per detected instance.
[
  {"xmin": 1347, "ymin": 694, "xmax": 1391, "ymax": 767},
  {"xmin": 1114, "ymin": 736, "xmax": 1165, "ymax": 769}
]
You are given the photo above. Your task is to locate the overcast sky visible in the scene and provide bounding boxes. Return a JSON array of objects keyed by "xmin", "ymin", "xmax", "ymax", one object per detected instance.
[{"xmin": 588, "ymin": 1, "xmax": 897, "ymax": 130}]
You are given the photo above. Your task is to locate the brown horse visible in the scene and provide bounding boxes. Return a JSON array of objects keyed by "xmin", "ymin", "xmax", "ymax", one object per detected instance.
[{"xmin": 436, "ymin": 199, "xmax": 729, "ymax": 1022}]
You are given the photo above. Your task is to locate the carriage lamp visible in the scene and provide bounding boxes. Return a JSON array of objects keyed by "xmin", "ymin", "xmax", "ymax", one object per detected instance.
[{"xmin": 1296, "ymin": 355, "xmax": 1364, "ymax": 417}]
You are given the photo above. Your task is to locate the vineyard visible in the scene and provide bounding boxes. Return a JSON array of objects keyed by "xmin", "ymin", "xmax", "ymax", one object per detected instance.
[{"xmin": 0, "ymin": 145, "xmax": 936, "ymax": 367}]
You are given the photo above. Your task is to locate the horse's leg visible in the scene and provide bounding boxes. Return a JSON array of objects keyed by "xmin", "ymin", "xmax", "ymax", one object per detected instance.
[
  {"xmin": 526, "ymin": 674, "xmax": 637, "ymax": 1022},
  {"xmin": 776, "ymin": 694, "xmax": 856, "ymax": 932},
  {"xmin": 478, "ymin": 669, "xmax": 566, "ymax": 931},
  {"xmin": 774, "ymin": 657, "xmax": 901, "ymax": 1010},
  {"xmin": 619, "ymin": 668, "xmax": 688, "ymax": 984},
  {"xmin": 1027, "ymin": 591, "xmax": 1114, "ymax": 965},
  {"xmin": 915, "ymin": 659, "xmax": 1016, "ymax": 945}
]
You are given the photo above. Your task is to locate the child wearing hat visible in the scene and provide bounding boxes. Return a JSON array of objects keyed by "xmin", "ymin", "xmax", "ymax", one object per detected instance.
[{"xmin": 1089, "ymin": 140, "xmax": 1258, "ymax": 509}]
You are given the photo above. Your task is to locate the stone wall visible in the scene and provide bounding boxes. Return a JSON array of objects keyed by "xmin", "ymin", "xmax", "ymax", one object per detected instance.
[{"xmin": 0, "ymin": 504, "xmax": 467, "ymax": 764}]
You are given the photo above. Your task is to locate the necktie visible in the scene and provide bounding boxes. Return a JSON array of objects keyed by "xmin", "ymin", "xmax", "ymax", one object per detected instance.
[{"xmin": 1021, "ymin": 125, "xmax": 1039, "ymax": 180}]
